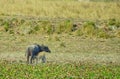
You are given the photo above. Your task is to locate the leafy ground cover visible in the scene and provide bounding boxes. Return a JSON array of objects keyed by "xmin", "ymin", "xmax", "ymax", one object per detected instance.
[{"xmin": 0, "ymin": 60, "xmax": 120, "ymax": 79}]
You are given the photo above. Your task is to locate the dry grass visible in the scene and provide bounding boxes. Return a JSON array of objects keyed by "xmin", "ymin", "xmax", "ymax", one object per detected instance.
[
  {"xmin": 0, "ymin": 0, "xmax": 120, "ymax": 20},
  {"xmin": 0, "ymin": 33, "xmax": 120, "ymax": 65}
]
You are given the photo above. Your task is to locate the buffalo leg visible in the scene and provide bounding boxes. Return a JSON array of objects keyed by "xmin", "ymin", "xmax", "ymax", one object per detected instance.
[
  {"xmin": 30, "ymin": 56, "xmax": 33, "ymax": 64},
  {"xmin": 36, "ymin": 56, "xmax": 39, "ymax": 64},
  {"xmin": 42, "ymin": 55, "xmax": 46, "ymax": 63},
  {"xmin": 27, "ymin": 56, "xmax": 29, "ymax": 64}
]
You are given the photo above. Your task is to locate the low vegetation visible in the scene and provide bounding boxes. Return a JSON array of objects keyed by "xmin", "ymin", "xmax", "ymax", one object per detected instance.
[
  {"xmin": 0, "ymin": 61, "xmax": 120, "ymax": 79},
  {"xmin": 0, "ymin": 17, "xmax": 120, "ymax": 38},
  {"xmin": 0, "ymin": 24, "xmax": 120, "ymax": 78},
  {"xmin": 0, "ymin": 0, "xmax": 120, "ymax": 78}
]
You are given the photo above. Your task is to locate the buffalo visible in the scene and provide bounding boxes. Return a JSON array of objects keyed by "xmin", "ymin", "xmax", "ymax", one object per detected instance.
[{"xmin": 25, "ymin": 44, "xmax": 51, "ymax": 64}]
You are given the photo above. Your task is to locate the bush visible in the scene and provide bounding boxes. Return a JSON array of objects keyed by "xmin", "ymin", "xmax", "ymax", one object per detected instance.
[
  {"xmin": 81, "ymin": 21, "xmax": 96, "ymax": 37},
  {"xmin": 40, "ymin": 21, "xmax": 54, "ymax": 35},
  {"xmin": 56, "ymin": 20, "xmax": 73, "ymax": 34},
  {"xmin": 27, "ymin": 21, "xmax": 54, "ymax": 35},
  {"xmin": 107, "ymin": 19, "xmax": 120, "ymax": 30},
  {"xmin": 75, "ymin": 29, "xmax": 83, "ymax": 36},
  {"xmin": 96, "ymin": 29, "xmax": 110, "ymax": 38},
  {"xmin": 4, "ymin": 22, "xmax": 10, "ymax": 32},
  {"xmin": 9, "ymin": 29, "xmax": 14, "ymax": 34}
]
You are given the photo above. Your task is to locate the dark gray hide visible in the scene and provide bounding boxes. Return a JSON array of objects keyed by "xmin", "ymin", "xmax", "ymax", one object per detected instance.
[{"xmin": 25, "ymin": 44, "xmax": 51, "ymax": 64}]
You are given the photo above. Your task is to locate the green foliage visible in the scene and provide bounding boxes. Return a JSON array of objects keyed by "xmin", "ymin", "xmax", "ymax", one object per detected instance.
[
  {"xmin": 76, "ymin": 21, "xmax": 96, "ymax": 37},
  {"xmin": 9, "ymin": 30, "xmax": 14, "ymax": 34},
  {"xmin": 34, "ymin": 26, "xmax": 40, "ymax": 31},
  {"xmin": 4, "ymin": 24, "xmax": 10, "ymax": 32},
  {"xmin": 108, "ymin": 19, "xmax": 120, "ymax": 30},
  {"xmin": 75, "ymin": 21, "xmax": 113, "ymax": 38},
  {"xmin": 64, "ymin": 20, "xmax": 73, "ymax": 33},
  {"xmin": 108, "ymin": 19, "xmax": 116, "ymax": 26},
  {"xmin": 0, "ymin": 61, "xmax": 120, "ymax": 79},
  {"xmin": 28, "ymin": 26, "xmax": 40, "ymax": 34},
  {"xmin": 82, "ymin": 21, "xmax": 96, "ymax": 36},
  {"xmin": 27, "ymin": 21, "xmax": 54, "ymax": 35},
  {"xmin": 1, "ymin": 17, "xmax": 120, "ymax": 38},
  {"xmin": 3, "ymin": 18, "xmax": 25, "ymax": 32},
  {"xmin": 56, "ymin": 20, "xmax": 73, "ymax": 34},
  {"xmin": 40, "ymin": 21, "xmax": 54, "ymax": 35},
  {"xmin": 75, "ymin": 29, "xmax": 83, "ymax": 36},
  {"xmin": 96, "ymin": 29, "xmax": 110, "ymax": 38}
]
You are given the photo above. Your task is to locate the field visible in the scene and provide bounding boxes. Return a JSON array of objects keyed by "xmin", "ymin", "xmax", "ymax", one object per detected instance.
[
  {"xmin": 0, "ymin": 0, "xmax": 120, "ymax": 20},
  {"xmin": 0, "ymin": 32, "xmax": 120, "ymax": 78},
  {"xmin": 0, "ymin": 0, "xmax": 120, "ymax": 79},
  {"xmin": 0, "ymin": 33, "xmax": 120, "ymax": 78}
]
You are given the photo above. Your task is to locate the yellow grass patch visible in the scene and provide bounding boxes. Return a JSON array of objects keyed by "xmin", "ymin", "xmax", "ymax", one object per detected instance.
[{"xmin": 0, "ymin": 0, "xmax": 120, "ymax": 20}]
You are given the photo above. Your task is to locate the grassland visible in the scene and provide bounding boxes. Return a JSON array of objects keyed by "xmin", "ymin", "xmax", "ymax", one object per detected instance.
[
  {"xmin": 0, "ymin": 0, "xmax": 120, "ymax": 20},
  {"xmin": 0, "ymin": 0, "xmax": 120, "ymax": 78},
  {"xmin": 0, "ymin": 61, "xmax": 120, "ymax": 78},
  {"xmin": 0, "ymin": 31, "xmax": 120, "ymax": 78}
]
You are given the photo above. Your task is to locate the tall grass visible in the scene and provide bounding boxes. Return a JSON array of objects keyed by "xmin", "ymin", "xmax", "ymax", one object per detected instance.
[
  {"xmin": 0, "ymin": 17, "xmax": 120, "ymax": 38},
  {"xmin": 0, "ymin": 0, "xmax": 120, "ymax": 20}
]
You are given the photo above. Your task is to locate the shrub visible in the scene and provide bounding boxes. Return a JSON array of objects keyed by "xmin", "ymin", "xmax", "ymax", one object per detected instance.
[
  {"xmin": 75, "ymin": 29, "xmax": 83, "ymax": 36},
  {"xmin": 10, "ymin": 18, "xmax": 18, "ymax": 26},
  {"xmin": 34, "ymin": 26, "xmax": 40, "ymax": 31},
  {"xmin": 28, "ymin": 29, "xmax": 35, "ymax": 34},
  {"xmin": 20, "ymin": 19, "xmax": 25, "ymax": 25},
  {"xmin": 108, "ymin": 19, "xmax": 116, "ymax": 26},
  {"xmin": 81, "ymin": 21, "xmax": 96, "ymax": 37},
  {"xmin": 27, "ymin": 21, "xmax": 54, "ymax": 35},
  {"xmin": 46, "ymin": 25, "xmax": 54, "ymax": 35},
  {"xmin": 64, "ymin": 20, "xmax": 73, "ymax": 33},
  {"xmin": 96, "ymin": 29, "xmax": 110, "ymax": 38},
  {"xmin": 56, "ymin": 20, "xmax": 73, "ymax": 34},
  {"xmin": 9, "ymin": 29, "xmax": 14, "ymax": 34},
  {"xmin": 4, "ymin": 22, "xmax": 10, "ymax": 32},
  {"xmin": 40, "ymin": 21, "xmax": 54, "ymax": 35},
  {"xmin": 107, "ymin": 19, "xmax": 120, "ymax": 30}
]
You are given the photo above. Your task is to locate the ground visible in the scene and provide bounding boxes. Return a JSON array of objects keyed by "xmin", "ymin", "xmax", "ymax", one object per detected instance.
[
  {"xmin": 0, "ymin": 33, "xmax": 120, "ymax": 78},
  {"xmin": 0, "ymin": 0, "xmax": 120, "ymax": 78},
  {"xmin": 0, "ymin": 33, "xmax": 119, "ymax": 65}
]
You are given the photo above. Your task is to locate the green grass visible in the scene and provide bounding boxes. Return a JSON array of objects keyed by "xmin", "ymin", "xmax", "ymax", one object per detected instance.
[
  {"xmin": 0, "ymin": 61, "xmax": 120, "ymax": 79},
  {"xmin": 0, "ymin": 17, "xmax": 120, "ymax": 38}
]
